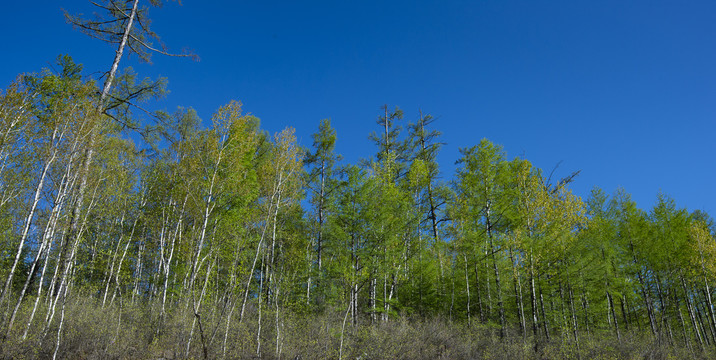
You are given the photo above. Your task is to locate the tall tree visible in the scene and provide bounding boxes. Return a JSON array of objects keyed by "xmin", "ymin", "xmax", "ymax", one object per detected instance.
[
  {"xmin": 304, "ymin": 119, "xmax": 341, "ymax": 307},
  {"xmin": 62, "ymin": 0, "xmax": 195, "ymax": 301},
  {"xmin": 406, "ymin": 111, "xmax": 448, "ymax": 316},
  {"xmin": 453, "ymin": 139, "xmax": 509, "ymax": 337}
]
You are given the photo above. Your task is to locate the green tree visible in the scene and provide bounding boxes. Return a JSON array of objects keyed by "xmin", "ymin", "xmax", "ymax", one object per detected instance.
[
  {"xmin": 404, "ymin": 111, "xmax": 448, "ymax": 316},
  {"xmin": 304, "ymin": 119, "xmax": 342, "ymax": 307},
  {"xmin": 452, "ymin": 139, "xmax": 509, "ymax": 337}
]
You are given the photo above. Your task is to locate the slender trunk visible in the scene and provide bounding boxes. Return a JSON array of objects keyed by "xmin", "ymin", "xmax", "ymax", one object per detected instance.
[
  {"xmin": 607, "ymin": 290, "xmax": 620, "ymax": 340},
  {"xmin": 221, "ymin": 232, "xmax": 248, "ymax": 358},
  {"xmin": 4, "ymin": 135, "xmax": 69, "ymax": 338},
  {"xmin": 559, "ymin": 281, "xmax": 567, "ymax": 338},
  {"xmin": 675, "ymin": 294, "xmax": 692, "ymax": 351},
  {"xmin": 485, "ymin": 198, "xmax": 505, "ymax": 337},
  {"xmin": 161, "ymin": 196, "xmax": 187, "ymax": 321},
  {"xmin": 464, "ymin": 255, "xmax": 471, "ymax": 325},
  {"xmin": 607, "ymin": 291, "xmax": 612, "ymax": 328},
  {"xmin": 267, "ymin": 175, "xmax": 283, "ymax": 306},
  {"xmin": 132, "ymin": 231, "xmax": 145, "ymax": 304},
  {"xmin": 529, "ymin": 256, "xmax": 539, "ymax": 340},
  {"xmin": 22, "ymin": 219, "xmax": 61, "ymax": 340},
  {"xmin": 339, "ymin": 300, "xmax": 351, "ymax": 360},
  {"xmin": 655, "ymin": 274, "xmax": 674, "ymax": 344},
  {"xmin": 0, "ymin": 96, "xmax": 30, "ymax": 185},
  {"xmin": 46, "ymin": 171, "xmax": 102, "ymax": 339},
  {"xmin": 642, "ymin": 275, "xmax": 658, "ymax": 337},
  {"xmin": 240, "ymin": 168, "xmax": 282, "ymax": 322},
  {"xmin": 449, "ymin": 262, "xmax": 455, "ymax": 321},
  {"xmin": 539, "ymin": 278, "xmax": 550, "ymax": 340},
  {"xmin": 221, "ymin": 299, "xmax": 236, "ymax": 359},
  {"xmin": 383, "ymin": 245, "xmax": 388, "ymax": 322},
  {"xmin": 306, "ymin": 243, "xmax": 312, "ymax": 306},
  {"xmin": 256, "ymin": 253, "xmax": 265, "ymax": 357},
  {"xmin": 25, "ymin": 195, "xmax": 70, "ymax": 340},
  {"xmin": 51, "ymin": 276, "xmax": 70, "ymax": 360},
  {"xmin": 186, "ymin": 256, "xmax": 214, "ymax": 359},
  {"xmin": 189, "ymin": 151, "xmax": 222, "ymax": 296},
  {"xmin": 620, "ymin": 295, "xmax": 629, "ymax": 332},
  {"xmin": 474, "ymin": 262, "xmax": 484, "ymax": 322},
  {"xmin": 0, "ymin": 128, "xmax": 58, "ymax": 311},
  {"xmin": 582, "ymin": 289, "xmax": 591, "ymax": 336},
  {"xmin": 275, "ymin": 278, "xmax": 282, "ymax": 357},
  {"xmin": 42, "ymin": 134, "xmax": 84, "ymax": 305},
  {"xmin": 239, "ymin": 219, "xmax": 268, "ymax": 322},
  {"xmin": 60, "ymin": 0, "xmax": 139, "ymax": 317},
  {"xmin": 484, "ymin": 247, "xmax": 492, "ymax": 315},
  {"xmin": 45, "ymin": 2, "xmax": 140, "ymax": 349},
  {"xmin": 102, "ymin": 213, "xmax": 127, "ymax": 308},
  {"xmin": 568, "ymin": 285, "xmax": 580, "ymax": 355},
  {"xmin": 352, "ymin": 234, "xmax": 359, "ymax": 326},
  {"xmin": 109, "ymin": 218, "xmax": 138, "ymax": 308},
  {"xmin": 508, "ymin": 245, "xmax": 526, "ymax": 340},
  {"xmin": 630, "ymin": 295, "xmax": 642, "ymax": 333},
  {"xmin": 370, "ymin": 277, "xmax": 376, "ymax": 324},
  {"xmin": 416, "ymin": 225, "xmax": 424, "ymax": 317},
  {"xmin": 386, "ymin": 273, "xmax": 395, "ymax": 321},
  {"xmin": 682, "ymin": 274, "xmax": 704, "ymax": 349},
  {"xmin": 702, "ymin": 284, "xmax": 716, "ymax": 343},
  {"xmin": 696, "ymin": 301, "xmax": 712, "ymax": 346},
  {"xmin": 630, "ymin": 241, "xmax": 657, "ymax": 337},
  {"xmin": 418, "ymin": 111, "xmax": 440, "ymax": 247},
  {"xmin": 317, "ymin": 160, "xmax": 325, "ymax": 272}
]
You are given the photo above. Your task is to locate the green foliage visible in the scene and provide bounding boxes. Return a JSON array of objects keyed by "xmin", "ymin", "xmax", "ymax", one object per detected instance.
[{"xmin": 1, "ymin": 5, "xmax": 714, "ymax": 356}]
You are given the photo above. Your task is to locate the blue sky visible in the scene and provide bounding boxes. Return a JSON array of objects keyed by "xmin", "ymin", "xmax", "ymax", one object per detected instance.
[{"xmin": 3, "ymin": 0, "xmax": 715, "ymax": 214}]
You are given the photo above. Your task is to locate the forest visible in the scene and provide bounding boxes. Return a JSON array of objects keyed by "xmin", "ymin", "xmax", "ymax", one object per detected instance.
[{"xmin": 1, "ymin": 1, "xmax": 715, "ymax": 359}]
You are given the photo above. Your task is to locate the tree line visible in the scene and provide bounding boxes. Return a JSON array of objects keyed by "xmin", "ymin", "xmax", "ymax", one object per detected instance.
[{"xmin": 1, "ymin": 1, "xmax": 715, "ymax": 358}]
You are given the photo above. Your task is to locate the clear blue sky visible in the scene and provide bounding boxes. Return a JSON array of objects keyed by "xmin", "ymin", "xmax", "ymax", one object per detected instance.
[{"xmin": 3, "ymin": 0, "xmax": 715, "ymax": 215}]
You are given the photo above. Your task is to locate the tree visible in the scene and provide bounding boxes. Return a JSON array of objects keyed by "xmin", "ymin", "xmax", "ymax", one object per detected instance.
[
  {"xmin": 0, "ymin": 58, "xmax": 99, "ymax": 338},
  {"xmin": 368, "ymin": 105, "xmax": 409, "ymax": 179},
  {"xmin": 404, "ymin": 111, "xmax": 448, "ymax": 316},
  {"xmin": 304, "ymin": 119, "xmax": 342, "ymax": 307},
  {"xmin": 453, "ymin": 139, "xmax": 510, "ymax": 337}
]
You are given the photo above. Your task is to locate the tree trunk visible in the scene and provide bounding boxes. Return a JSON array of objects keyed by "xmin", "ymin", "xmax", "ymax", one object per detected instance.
[
  {"xmin": 641, "ymin": 274, "xmax": 657, "ymax": 336},
  {"xmin": 539, "ymin": 278, "xmax": 550, "ymax": 340},
  {"xmin": 485, "ymin": 199, "xmax": 506, "ymax": 338},
  {"xmin": 582, "ymin": 289, "xmax": 590, "ymax": 336},
  {"xmin": 239, "ymin": 178, "xmax": 281, "ymax": 322},
  {"xmin": 0, "ymin": 127, "xmax": 58, "ymax": 312},
  {"xmin": 108, "ymin": 218, "xmax": 138, "ymax": 308},
  {"xmin": 702, "ymin": 284, "xmax": 716, "ymax": 344},
  {"xmin": 4, "ymin": 129, "xmax": 69, "ymax": 338},
  {"xmin": 161, "ymin": 196, "xmax": 187, "ymax": 322},
  {"xmin": 102, "ymin": 212, "xmax": 127, "ymax": 308},
  {"xmin": 529, "ymin": 256, "xmax": 539, "ymax": 341},
  {"xmin": 464, "ymin": 255, "xmax": 471, "ymax": 326},
  {"xmin": 620, "ymin": 295, "xmax": 629, "ymax": 332},
  {"xmin": 568, "ymin": 285, "xmax": 580, "ymax": 354},
  {"xmin": 370, "ymin": 277, "xmax": 376, "ymax": 324},
  {"xmin": 607, "ymin": 290, "xmax": 620, "ymax": 340},
  {"xmin": 508, "ymin": 245, "xmax": 526, "ymax": 340},
  {"xmin": 655, "ymin": 274, "xmax": 674, "ymax": 345},
  {"xmin": 681, "ymin": 274, "xmax": 704, "ymax": 350},
  {"xmin": 675, "ymin": 294, "xmax": 692, "ymax": 351},
  {"xmin": 474, "ymin": 262, "xmax": 484, "ymax": 322}
]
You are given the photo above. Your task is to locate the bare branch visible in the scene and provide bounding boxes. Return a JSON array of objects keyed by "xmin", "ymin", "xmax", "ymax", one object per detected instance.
[{"xmin": 129, "ymin": 34, "xmax": 199, "ymax": 60}]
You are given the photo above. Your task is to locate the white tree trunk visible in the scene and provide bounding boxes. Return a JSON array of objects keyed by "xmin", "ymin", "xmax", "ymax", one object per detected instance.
[{"xmin": 0, "ymin": 127, "xmax": 58, "ymax": 309}]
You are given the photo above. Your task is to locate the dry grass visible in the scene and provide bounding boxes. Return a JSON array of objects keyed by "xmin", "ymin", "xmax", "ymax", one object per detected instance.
[{"xmin": 1, "ymin": 297, "xmax": 713, "ymax": 359}]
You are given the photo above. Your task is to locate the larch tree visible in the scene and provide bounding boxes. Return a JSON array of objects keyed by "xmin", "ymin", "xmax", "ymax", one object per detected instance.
[
  {"xmin": 453, "ymin": 139, "xmax": 509, "ymax": 337},
  {"xmin": 304, "ymin": 119, "xmax": 342, "ymax": 308}
]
